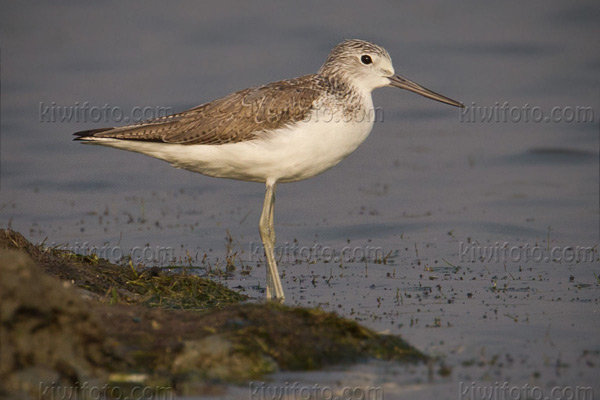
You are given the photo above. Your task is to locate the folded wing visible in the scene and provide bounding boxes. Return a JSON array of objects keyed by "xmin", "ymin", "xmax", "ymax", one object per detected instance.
[{"xmin": 73, "ymin": 75, "xmax": 323, "ymax": 145}]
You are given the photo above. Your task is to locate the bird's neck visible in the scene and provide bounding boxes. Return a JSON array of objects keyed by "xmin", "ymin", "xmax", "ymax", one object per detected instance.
[
  {"xmin": 319, "ymin": 73, "xmax": 371, "ymax": 108},
  {"xmin": 313, "ymin": 73, "xmax": 374, "ymax": 125}
]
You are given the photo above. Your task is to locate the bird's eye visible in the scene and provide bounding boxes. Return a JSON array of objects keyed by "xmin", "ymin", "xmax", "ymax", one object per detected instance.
[{"xmin": 361, "ymin": 55, "xmax": 372, "ymax": 65}]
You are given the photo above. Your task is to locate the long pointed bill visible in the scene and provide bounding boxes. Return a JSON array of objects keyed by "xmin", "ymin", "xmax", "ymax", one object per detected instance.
[{"xmin": 389, "ymin": 74, "xmax": 464, "ymax": 108}]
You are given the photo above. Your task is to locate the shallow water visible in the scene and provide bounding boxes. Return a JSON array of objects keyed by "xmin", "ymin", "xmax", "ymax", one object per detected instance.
[{"xmin": 1, "ymin": 1, "xmax": 599, "ymax": 398}]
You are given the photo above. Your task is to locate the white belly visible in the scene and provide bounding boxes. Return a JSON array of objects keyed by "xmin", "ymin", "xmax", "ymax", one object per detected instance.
[{"xmin": 88, "ymin": 110, "xmax": 375, "ymax": 184}]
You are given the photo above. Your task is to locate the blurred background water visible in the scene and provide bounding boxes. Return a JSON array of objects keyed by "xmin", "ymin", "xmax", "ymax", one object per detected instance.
[{"xmin": 1, "ymin": 1, "xmax": 599, "ymax": 398}]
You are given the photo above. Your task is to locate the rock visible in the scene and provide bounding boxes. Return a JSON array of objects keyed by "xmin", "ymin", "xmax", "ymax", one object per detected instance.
[
  {"xmin": 172, "ymin": 335, "xmax": 276, "ymax": 383},
  {"xmin": 0, "ymin": 250, "xmax": 108, "ymax": 399}
]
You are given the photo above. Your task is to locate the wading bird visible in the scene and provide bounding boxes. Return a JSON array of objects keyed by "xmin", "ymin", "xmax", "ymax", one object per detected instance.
[{"xmin": 74, "ymin": 39, "xmax": 463, "ymax": 302}]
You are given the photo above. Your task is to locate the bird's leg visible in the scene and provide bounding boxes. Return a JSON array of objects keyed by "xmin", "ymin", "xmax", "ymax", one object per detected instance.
[
  {"xmin": 259, "ymin": 181, "xmax": 285, "ymax": 302},
  {"xmin": 269, "ymin": 186, "xmax": 276, "ymax": 247}
]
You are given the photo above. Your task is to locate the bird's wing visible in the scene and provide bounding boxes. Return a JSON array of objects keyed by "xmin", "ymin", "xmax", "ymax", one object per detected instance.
[{"xmin": 73, "ymin": 75, "xmax": 324, "ymax": 145}]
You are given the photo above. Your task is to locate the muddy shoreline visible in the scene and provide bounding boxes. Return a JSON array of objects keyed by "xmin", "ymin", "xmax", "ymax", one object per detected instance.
[{"xmin": 0, "ymin": 229, "xmax": 425, "ymax": 399}]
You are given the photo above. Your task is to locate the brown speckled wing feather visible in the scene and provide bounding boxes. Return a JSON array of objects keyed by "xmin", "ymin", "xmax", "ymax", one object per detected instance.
[{"xmin": 73, "ymin": 75, "xmax": 325, "ymax": 145}]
